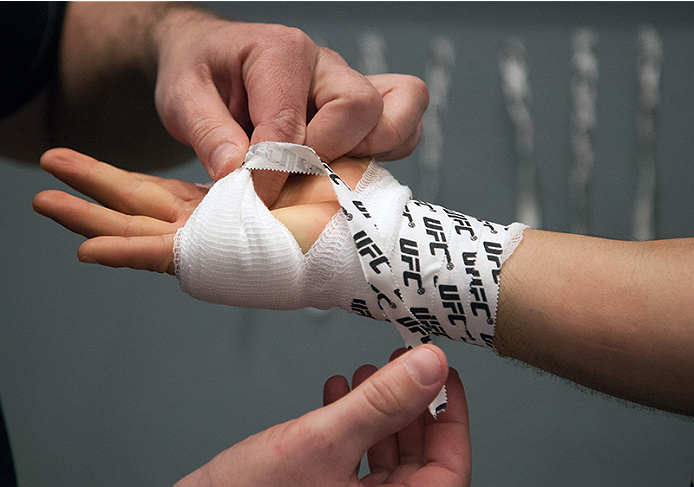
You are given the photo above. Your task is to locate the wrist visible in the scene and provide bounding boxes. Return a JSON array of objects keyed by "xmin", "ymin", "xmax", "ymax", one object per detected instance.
[
  {"xmin": 494, "ymin": 228, "xmax": 536, "ymax": 358},
  {"xmin": 150, "ymin": 4, "xmax": 226, "ymax": 68},
  {"xmin": 60, "ymin": 2, "xmax": 180, "ymax": 90}
]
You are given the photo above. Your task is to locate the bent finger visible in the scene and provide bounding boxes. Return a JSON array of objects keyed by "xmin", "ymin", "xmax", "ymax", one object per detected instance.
[
  {"xmin": 424, "ymin": 367, "xmax": 471, "ymax": 460},
  {"xmin": 348, "ymin": 74, "xmax": 429, "ymax": 161},
  {"xmin": 369, "ymin": 121, "xmax": 423, "ymax": 162},
  {"xmin": 323, "ymin": 375, "xmax": 350, "ymax": 406},
  {"xmin": 304, "ymin": 48, "xmax": 383, "ymax": 162}
]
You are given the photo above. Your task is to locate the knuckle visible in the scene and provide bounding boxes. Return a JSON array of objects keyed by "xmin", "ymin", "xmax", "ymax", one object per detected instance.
[
  {"xmin": 279, "ymin": 26, "xmax": 314, "ymax": 50},
  {"xmin": 261, "ymin": 24, "xmax": 315, "ymax": 57},
  {"xmin": 187, "ymin": 116, "xmax": 228, "ymax": 157},
  {"xmin": 359, "ymin": 374, "xmax": 407, "ymax": 419},
  {"xmin": 346, "ymin": 85, "xmax": 384, "ymax": 125},
  {"xmin": 261, "ymin": 106, "xmax": 307, "ymax": 143},
  {"xmin": 382, "ymin": 121, "xmax": 422, "ymax": 160}
]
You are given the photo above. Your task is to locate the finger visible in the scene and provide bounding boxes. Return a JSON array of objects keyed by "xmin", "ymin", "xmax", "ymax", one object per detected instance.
[
  {"xmin": 323, "ymin": 375, "xmax": 350, "ymax": 406},
  {"xmin": 363, "ymin": 347, "xmax": 421, "ymax": 479},
  {"xmin": 422, "ymin": 367, "xmax": 472, "ymax": 483},
  {"xmin": 33, "ymin": 190, "xmax": 175, "ymax": 239},
  {"xmin": 389, "ymin": 348, "xmax": 408, "ymax": 362},
  {"xmin": 394, "ymin": 398, "xmax": 428, "ymax": 467},
  {"xmin": 323, "ymin": 345, "xmax": 448, "ymax": 458},
  {"xmin": 241, "ymin": 26, "xmax": 317, "ymax": 206},
  {"xmin": 353, "ymin": 364, "xmax": 400, "ymax": 476},
  {"xmin": 138, "ymin": 175, "xmax": 209, "ymax": 203},
  {"xmin": 348, "ymin": 74, "xmax": 429, "ymax": 161},
  {"xmin": 304, "ymin": 48, "xmax": 383, "ymax": 162},
  {"xmin": 371, "ymin": 368, "xmax": 472, "ymax": 487},
  {"xmin": 41, "ymin": 148, "xmax": 208, "ymax": 202},
  {"xmin": 270, "ymin": 157, "xmax": 370, "ymax": 210},
  {"xmin": 78, "ymin": 234, "xmax": 176, "ymax": 275},
  {"xmin": 244, "ymin": 26, "xmax": 314, "ymax": 147},
  {"xmin": 39, "ymin": 149, "xmax": 185, "ymax": 222},
  {"xmin": 370, "ymin": 121, "xmax": 423, "ymax": 162},
  {"xmin": 250, "ymin": 170, "xmax": 290, "ymax": 208},
  {"xmin": 351, "ymin": 364, "xmax": 377, "ymax": 389},
  {"xmin": 386, "ymin": 350, "xmax": 431, "ymax": 471},
  {"xmin": 155, "ymin": 68, "xmax": 251, "ymax": 181}
]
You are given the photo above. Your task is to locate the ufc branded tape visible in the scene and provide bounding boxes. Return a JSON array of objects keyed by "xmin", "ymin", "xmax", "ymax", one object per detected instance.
[{"xmin": 174, "ymin": 142, "xmax": 527, "ymax": 416}]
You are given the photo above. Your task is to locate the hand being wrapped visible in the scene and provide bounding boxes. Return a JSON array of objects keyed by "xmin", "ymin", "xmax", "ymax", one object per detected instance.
[{"xmin": 33, "ymin": 148, "xmax": 370, "ymax": 274}]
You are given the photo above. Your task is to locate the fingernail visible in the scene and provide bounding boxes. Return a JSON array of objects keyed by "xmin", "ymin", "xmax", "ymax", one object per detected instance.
[
  {"xmin": 402, "ymin": 346, "xmax": 443, "ymax": 386},
  {"xmin": 209, "ymin": 143, "xmax": 238, "ymax": 179}
]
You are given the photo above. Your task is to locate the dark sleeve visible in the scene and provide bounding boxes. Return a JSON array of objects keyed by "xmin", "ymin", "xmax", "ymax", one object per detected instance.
[
  {"xmin": 0, "ymin": 2, "xmax": 67, "ymax": 119},
  {"xmin": 0, "ymin": 399, "xmax": 17, "ymax": 487}
]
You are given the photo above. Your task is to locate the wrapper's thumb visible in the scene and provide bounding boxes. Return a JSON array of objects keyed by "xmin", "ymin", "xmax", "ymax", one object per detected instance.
[{"xmin": 328, "ymin": 345, "xmax": 448, "ymax": 455}]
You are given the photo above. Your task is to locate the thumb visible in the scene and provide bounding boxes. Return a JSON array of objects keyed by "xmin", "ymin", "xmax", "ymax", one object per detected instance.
[
  {"xmin": 156, "ymin": 75, "xmax": 251, "ymax": 181},
  {"xmin": 326, "ymin": 345, "xmax": 448, "ymax": 455}
]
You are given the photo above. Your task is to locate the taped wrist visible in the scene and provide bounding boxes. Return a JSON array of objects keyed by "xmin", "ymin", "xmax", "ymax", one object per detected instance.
[{"xmin": 174, "ymin": 143, "xmax": 528, "ymax": 352}]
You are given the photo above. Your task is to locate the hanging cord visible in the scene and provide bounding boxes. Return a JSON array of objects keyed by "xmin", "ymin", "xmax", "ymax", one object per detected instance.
[
  {"xmin": 358, "ymin": 31, "xmax": 388, "ymax": 76},
  {"xmin": 419, "ymin": 37, "xmax": 455, "ymax": 201},
  {"xmin": 569, "ymin": 29, "xmax": 599, "ymax": 235},
  {"xmin": 633, "ymin": 25, "xmax": 662, "ymax": 241},
  {"xmin": 499, "ymin": 38, "xmax": 541, "ymax": 229}
]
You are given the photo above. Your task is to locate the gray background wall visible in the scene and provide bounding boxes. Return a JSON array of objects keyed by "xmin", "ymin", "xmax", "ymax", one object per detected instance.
[{"xmin": 2, "ymin": 2, "xmax": 694, "ymax": 486}]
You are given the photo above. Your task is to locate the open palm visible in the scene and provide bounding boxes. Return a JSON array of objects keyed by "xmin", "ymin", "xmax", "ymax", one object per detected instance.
[{"xmin": 33, "ymin": 148, "xmax": 369, "ymax": 274}]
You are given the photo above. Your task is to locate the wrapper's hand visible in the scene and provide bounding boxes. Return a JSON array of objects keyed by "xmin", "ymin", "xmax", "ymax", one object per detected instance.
[
  {"xmin": 153, "ymin": 10, "xmax": 428, "ymax": 205},
  {"xmin": 175, "ymin": 346, "xmax": 472, "ymax": 487},
  {"xmin": 33, "ymin": 148, "xmax": 369, "ymax": 274}
]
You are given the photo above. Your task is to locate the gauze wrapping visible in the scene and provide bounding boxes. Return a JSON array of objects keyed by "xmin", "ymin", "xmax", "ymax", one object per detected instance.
[
  {"xmin": 173, "ymin": 144, "xmax": 409, "ymax": 313},
  {"xmin": 174, "ymin": 142, "xmax": 528, "ymax": 415}
]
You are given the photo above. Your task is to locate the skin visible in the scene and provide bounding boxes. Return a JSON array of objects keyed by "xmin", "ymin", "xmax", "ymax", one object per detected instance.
[
  {"xmin": 32, "ymin": 148, "xmax": 367, "ymax": 271},
  {"xmin": 172, "ymin": 345, "xmax": 472, "ymax": 487},
  {"xmin": 33, "ymin": 151, "xmax": 474, "ymax": 485},
  {"xmin": 34, "ymin": 148, "xmax": 694, "ymax": 416},
  {"xmin": 1, "ymin": 2, "xmax": 461, "ymax": 483},
  {"xmin": 495, "ymin": 229, "xmax": 694, "ymax": 416},
  {"xmin": 0, "ymin": 2, "xmax": 428, "ymax": 206}
]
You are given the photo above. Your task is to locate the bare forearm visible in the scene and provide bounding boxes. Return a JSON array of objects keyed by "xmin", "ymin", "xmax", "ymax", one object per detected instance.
[
  {"xmin": 496, "ymin": 229, "xmax": 694, "ymax": 415},
  {"xmin": 50, "ymin": 2, "xmax": 203, "ymax": 169},
  {"xmin": 0, "ymin": 2, "xmax": 204, "ymax": 168}
]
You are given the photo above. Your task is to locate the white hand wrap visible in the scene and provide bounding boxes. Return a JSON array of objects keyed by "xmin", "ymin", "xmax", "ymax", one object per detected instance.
[
  {"xmin": 175, "ymin": 142, "xmax": 527, "ymax": 350},
  {"xmin": 174, "ymin": 143, "xmax": 527, "ymax": 414},
  {"xmin": 174, "ymin": 144, "xmax": 410, "ymax": 313}
]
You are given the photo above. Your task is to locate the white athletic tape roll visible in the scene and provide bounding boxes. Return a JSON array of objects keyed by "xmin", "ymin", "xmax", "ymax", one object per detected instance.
[{"xmin": 174, "ymin": 142, "xmax": 528, "ymax": 416}]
